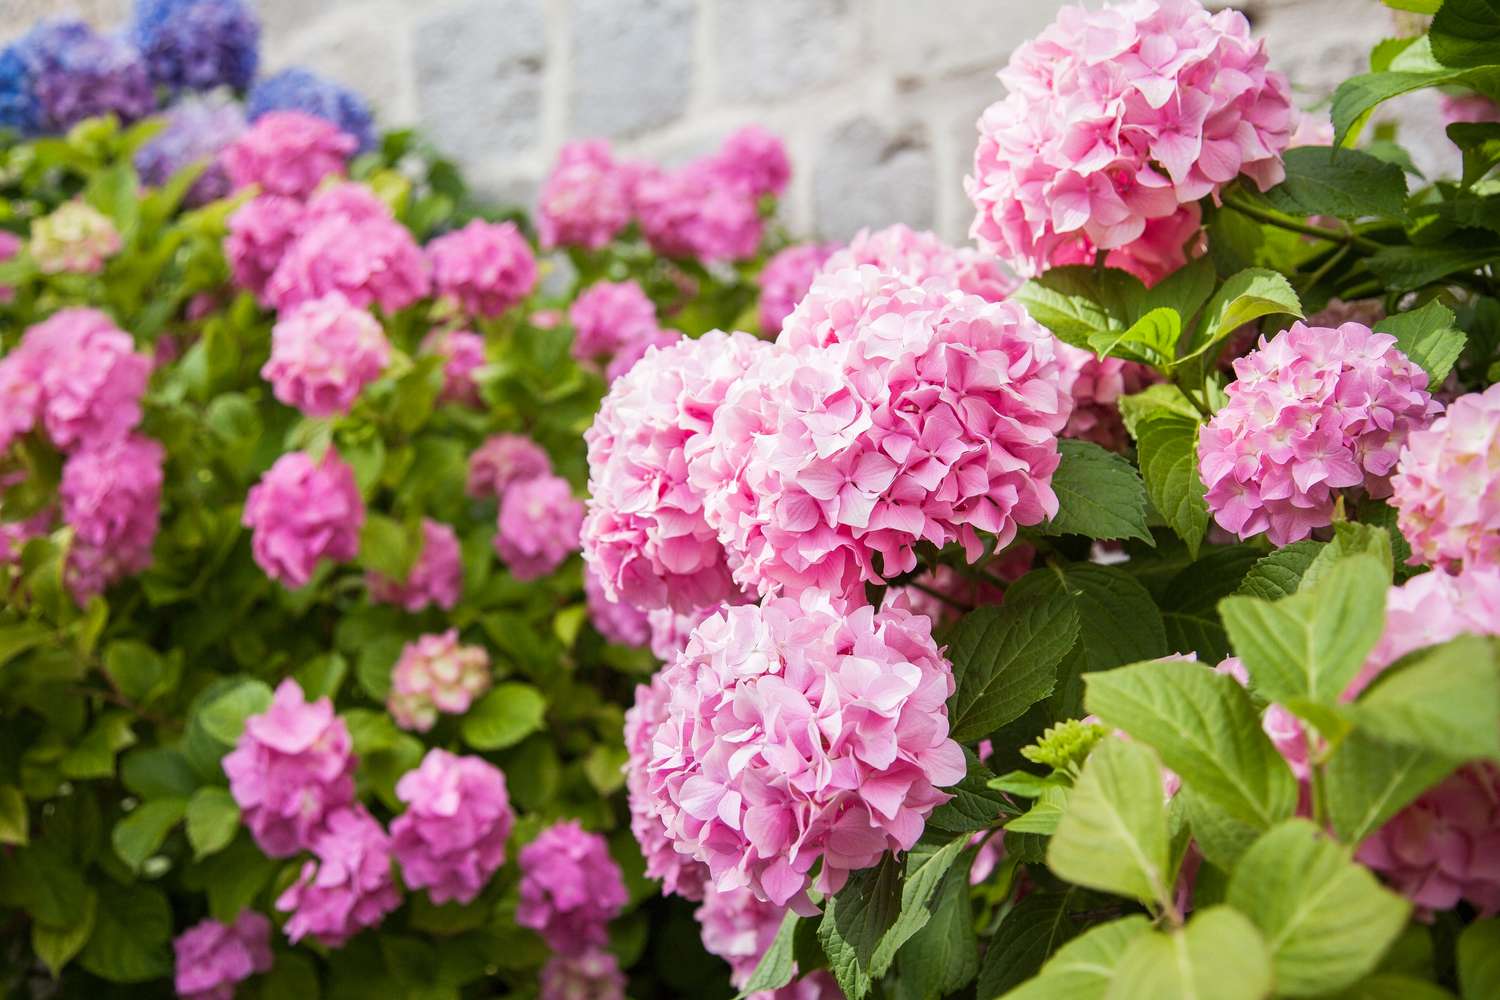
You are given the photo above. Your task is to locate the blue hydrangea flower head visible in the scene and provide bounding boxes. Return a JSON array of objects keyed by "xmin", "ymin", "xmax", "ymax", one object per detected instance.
[
  {"xmin": 131, "ymin": 0, "xmax": 260, "ymax": 93},
  {"xmin": 246, "ymin": 67, "xmax": 375, "ymax": 153},
  {"xmin": 16, "ymin": 19, "xmax": 156, "ymax": 134},
  {"xmin": 134, "ymin": 89, "xmax": 246, "ymax": 206},
  {"xmin": 0, "ymin": 42, "xmax": 40, "ymax": 134}
]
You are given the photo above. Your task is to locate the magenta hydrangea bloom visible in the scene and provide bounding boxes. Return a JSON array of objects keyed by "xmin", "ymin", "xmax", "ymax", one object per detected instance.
[
  {"xmin": 1045, "ymin": 203, "xmax": 1204, "ymax": 287},
  {"xmin": 967, "ymin": 0, "xmax": 1292, "ymax": 276},
  {"xmin": 625, "ymin": 671, "xmax": 710, "ymax": 901},
  {"xmin": 265, "ymin": 212, "xmax": 431, "ymax": 314},
  {"xmin": 604, "ymin": 326, "xmax": 681, "ymax": 385},
  {"xmin": 517, "ymin": 819, "xmax": 628, "ymax": 955},
  {"xmin": 276, "ymin": 806, "xmax": 402, "ymax": 947},
  {"xmin": 537, "ymin": 139, "xmax": 633, "ymax": 251},
  {"xmin": 1197, "ymin": 321, "xmax": 1440, "ymax": 546},
  {"xmin": 386, "ymin": 629, "xmax": 491, "ymax": 733},
  {"xmin": 698, "ymin": 266, "xmax": 1069, "ymax": 600},
  {"xmin": 466, "ymin": 433, "xmax": 552, "ymax": 500},
  {"xmin": 224, "ymin": 193, "xmax": 305, "ymax": 301},
  {"xmin": 262, "ymin": 293, "xmax": 390, "ymax": 417},
  {"xmin": 302, "ymin": 180, "xmax": 392, "ymax": 226},
  {"xmin": 173, "ymin": 911, "xmax": 273, "ymax": 1000},
  {"xmin": 585, "ymin": 565, "xmax": 650, "ymax": 646},
  {"xmin": 539, "ymin": 950, "xmax": 627, "ymax": 1000},
  {"xmin": 367, "ymin": 518, "xmax": 463, "ymax": 613},
  {"xmin": 634, "ymin": 162, "xmax": 763, "ymax": 264},
  {"xmin": 222, "ymin": 678, "xmax": 356, "ymax": 857},
  {"xmin": 495, "ymin": 474, "xmax": 584, "ymax": 582},
  {"xmin": 568, "ymin": 279, "xmax": 660, "ymax": 365},
  {"xmin": 1054, "ymin": 343, "xmax": 1158, "ymax": 452},
  {"xmin": 1390, "ymin": 385, "xmax": 1500, "ymax": 571},
  {"xmin": 420, "ymin": 329, "xmax": 486, "ymax": 407},
  {"xmin": 758, "ymin": 243, "xmax": 837, "ymax": 335},
  {"xmin": 221, "ymin": 109, "xmax": 355, "ymax": 199},
  {"xmin": 696, "ymin": 883, "xmax": 841, "ymax": 999},
  {"xmin": 60, "ymin": 434, "xmax": 164, "ymax": 602},
  {"xmin": 391, "ymin": 749, "xmax": 514, "ymax": 905},
  {"xmin": 644, "ymin": 591, "xmax": 966, "ymax": 908},
  {"xmin": 584, "ymin": 330, "xmax": 769, "ymax": 612},
  {"xmin": 820, "ymin": 224, "xmax": 1020, "ymax": 303},
  {"xmin": 11, "ymin": 308, "xmax": 151, "ymax": 453},
  {"xmin": 242, "ymin": 450, "xmax": 365, "ymax": 589},
  {"xmin": 0, "ymin": 508, "xmax": 51, "ymax": 567},
  {"xmin": 426, "ymin": 219, "xmax": 537, "ymax": 319},
  {"xmin": 710, "ymin": 125, "xmax": 791, "ymax": 199}
]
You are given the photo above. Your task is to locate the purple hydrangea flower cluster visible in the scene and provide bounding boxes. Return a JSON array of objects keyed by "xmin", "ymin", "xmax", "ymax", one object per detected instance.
[
  {"xmin": 130, "ymin": 0, "xmax": 259, "ymax": 93},
  {"xmin": 247, "ymin": 67, "xmax": 375, "ymax": 153},
  {"xmin": 6, "ymin": 20, "xmax": 155, "ymax": 135},
  {"xmin": 134, "ymin": 90, "xmax": 246, "ymax": 206}
]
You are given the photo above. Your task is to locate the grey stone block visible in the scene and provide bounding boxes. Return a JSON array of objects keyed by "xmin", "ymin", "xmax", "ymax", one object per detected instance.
[
  {"xmin": 714, "ymin": 0, "xmax": 857, "ymax": 103},
  {"xmin": 570, "ymin": 0, "xmax": 694, "ymax": 139},
  {"xmin": 814, "ymin": 116, "xmax": 935, "ymax": 241}
]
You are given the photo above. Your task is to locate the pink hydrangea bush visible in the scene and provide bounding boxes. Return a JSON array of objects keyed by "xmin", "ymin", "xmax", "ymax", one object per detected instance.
[
  {"xmin": 366, "ymin": 517, "xmax": 463, "ymax": 612},
  {"xmin": 386, "ymin": 630, "xmax": 491, "ymax": 733},
  {"xmin": 624, "ymin": 672, "xmax": 710, "ymax": 901},
  {"xmin": 568, "ymin": 279, "xmax": 660, "ymax": 365},
  {"xmin": 1197, "ymin": 321, "xmax": 1440, "ymax": 546},
  {"xmin": 426, "ymin": 219, "xmax": 538, "ymax": 319},
  {"xmin": 391, "ymin": 749, "xmax": 514, "ymax": 905},
  {"xmin": 819, "ymin": 224, "xmax": 1019, "ymax": 302},
  {"xmin": 242, "ymin": 450, "xmax": 365, "ymax": 589},
  {"xmin": 537, "ymin": 140, "xmax": 634, "ymax": 251},
  {"xmin": 172, "ymin": 911, "xmax": 274, "ymax": 1000},
  {"xmin": 221, "ymin": 110, "xmax": 356, "ymax": 199},
  {"xmin": 1390, "ymin": 385, "xmax": 1500, "ymax": 571},
  {"xmin": 222, "ymin": 679, "xmax": 356, "ymax": 857},
  {"xmin": 641, "ymin": 591, "xmax": 965, "ymax": 908},
  {"xmin": 466, "ymin": 433, "xmax": 552, "ymax": 499},
  {"xmin": 695, "ymin": 882, "xmax": 840, "ymax": 999},
  {"xmin": 967, "ymin": 0, "xmax": 1292, "ymax": 276},
  {"xmin": 758, "ymin": 243, "xmax": 837, "ymax": 335},
  {"xmin": 262, "ymin": 293, "xmax": 390, "ymax": 417},
  {"xmin": 264, "ymin": 210, "xmax": 430, "ymax": 314},
  {"xmin": 60, "ymin": 434, "xmax": 164, "ymax": 602},
  {"xmin": 495, "ymin": 473, "xmax": 584, "ymax": 581},
  {"xmin": 539, "ymin": 949, "xmax": 628, "ymax": 1000},
  {"xmin": 421, "ymin": 329, "xmax": 487, "ymax": 407},
  {"xmin": 517, "ymin": 820, "xmax": 628, "ymax": 955},
  {"xmin": 585, "ymin": 565, "xmax": 651, "ymax": 646},
  {"xmin": 276, "ymin": 806, "xmax": 402, "ymax": 947},
  {"xmin": 224, "ymin": 193, "xmax": 306, "ymax": 300},
  {"xmin": 710, "ymin": 125, "xmax": 792, "ymax": 199},
  {"xmin": 634, "ymin": 161, "xmax": 764, "ymax": 264}
]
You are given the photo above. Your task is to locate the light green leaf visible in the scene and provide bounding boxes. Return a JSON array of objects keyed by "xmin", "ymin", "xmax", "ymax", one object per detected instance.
[
  {"xmin": 1331, "ymin": 68, "xmax": 1500, "ymax": 147},
  {"xmin": 1301, "ymin": 522, "xmax": 1394, "ymax": 592},
  {"xmin": 1011, "ymin": 266, "xmax": 1145, "ymax": 347},
  {"xmin": 112, "ymin": 798, "xmax": 188, "ymax": 872},
  {"xmin": 898, "ymin": 861, "xmax": 978, "ymax": 997},
  {"xmin": 59, "ymin": 712, "xmax": 137, "ymax": 780},
  {"xmin": 1262, "ymin": 147, "xmax": 1409, "ymax": 220},
  {"xmin": 185, "ymin": 787, "xmax": 240, "ymax": 860},
  {"xmin": 294, "ymin": 652, "xmax": 348, "ymax": 701},
  {"xmin": 1351, "ymin": 636, "xmax": 1500, "ymax": 760},
  {"xmin": 1088, "ymin": 306, "xmax": 1182, "ymax": 367},
  {"xmin": 1326, "ymin": 974, "xmax": 1457, "ymax": 999},
  {"xmin": 1047, "ymin": 737, "xmax": 1173, "ymax": 908},
  {"xmin": 1106, "ymin": 907, "xmax": 1272, "ymax": 1000},
  {"xmin": 1380, "ymin": 0, "xmax": 1440, "ymax": 14},
  {"xmin": 1119, "ymin": 383, "xmax": 1202, "ymax": 441},
  {"xmin": 1189, "ymin": 268, "xmax": 1303, "ymax": 361},
  {"xmin": 738, "ymin": 910, "xmax": 799, "ymax": 997},
  {"xmin": 1042, "ymin": 440, "xmax": 1153, "ymax": 544},
  {"xmin": 1373, "ymin": 301, "xmax": 1468, "ymax": 385},
  {"xmin": 1325, "ymin": 731, "xmax": 1460, "ymax": 844},
  {"xmin": 1006, "ymin": 785, "xmax": 1069, "ymax": 835},
  {"xmin": 197, "ymin": 679, "xmax": 274, "ymax": 746},
  {"xmin": 1459, "ymin": 919, "xmax": 1500, "ymax": 1000},
  {"xmin": 0, "ymin": 785, "xmax": 27, "ymax": 846},
  {"xmin": 80, "ymin": 881, "xmax": 172, "ymax": 983},
  {"xmin": 1179, "ymin": 786, "xmax": 1260, "ymax": 869},
  {"xmin": 1229, "ymin": 819, "xmax": 1410, "ymax": 996},
  {"xmin": 101, "ymin": 641, "xmax": 165, "ymax": 703},
  {"xmin": 1237, "ymin": 541, "xmax": 1326, "ymax": 602},
  {"xmin": 0, "ymin": 621, "xmax": 52, "ymax": 669},
  {"xmin": 460, "ymin": 682, "xmax": 546, "ymax": 751},
  {"xmin": 1140, "ymin": 256, "xmax": 1217, "ymax": 326},
  {"xmin": 32, "ymin": 886, "xmax": 96, "ymax": 976},
  {"xmin": 359, "ymin": 513, "xmax": 422, "ymax": 580},
  {"xmin": 1136, "ymin": 414, "xmax": 1209, "ymax": 558},
  {"xmin": 998, "ymin": 915, "xmax": 1151, "ymax": 1000}
]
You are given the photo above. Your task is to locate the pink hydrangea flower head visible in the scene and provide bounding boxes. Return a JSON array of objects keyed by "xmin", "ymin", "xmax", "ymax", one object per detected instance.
[
  {"xmin": 1441, "ymin": 92, "xmax": 1500, "ymax": 127},
  {"xmin": 696, "ymin": 882, "xmax": 840, "ymax": 997},
  {"xmin": 702, "ymin": 266, "xmax": 1069, "ymax": 599},
  {"xmin": 539, "ymin": 949, "xmax": 627, "ymax": 1000},
  {"xmin": 644, "ymin": 591, "xmax": 967, "ymax": 908},
  {"xmin": 0, "ymin": 350, "xmax": 43, "ymax": 453},
  {"xmin": 1053, "ymin": 343, "xmax": 1159, "ymax": 451},
  {"xmin": 625, "ymin": 672, "xmax": 711, "ymax": 901},
  {"xmin": 391, "ymin": 749, "xmax": 514, "ymax": 905},
  {"xmin": 1349, "ymin": 566, "xmax": 1500, "ymax": 698},
  {"xmin": 276, "ymin": 806, "xmax": 401, "ymax": 947},
  {"xmin": 262, "ymin": 293, "xmax": 390, "ymax": 417},
  {"xmin": 173, "ymin": 911, "xmax": 273, "ymax": 1000},
  {"xmin": 386, "ymin": 629, "xmax": 491, "ymax": 733},
  {"xmin": 222, "ymin": 678, "xmax": 356, "ymax": 857},
  {"xmin": 710, "ymin": 125, "xmax": 792, "ymax": 199},
  {"xmin": 495, "ymin": 473, "xmax": 584, "ymax": 581},
  {"xmin": 29, "ymin": 200, "xmax": 121, "ymax": 275},
  {"xmin": 1390, "ymin": 385, "xmax": 1500, "ymax": 571},
  {"xmin": 517, "ymin": 820, "xmax": 628, "ymax": 955},
  {"xmin": 221, "ymin": 110, "xmax": 356, "ymax": 199},
  {"xmin": 821, "ymin": 224, "xmax": 1021, "ymax": 302},
  {"xmin": 967, "ymin": 0, "xmax": 1292, "ymax": 276},
  {"xmin": 568, "ymin": 279, "xmax": 660, "ymax": 365},
  {"xmin": 420, "ymin": 329, "xmax": 486, "ymax": 407},
  {"xmin": 1045, "ymin": 203, "xmax": 1204, "ymax": 287},
  {"xmin": 633, "ymin": 161, "xmax": 764, "ymax": 264},
  {"xmin": 647, "ymin": 603, "xmax": 721, "ymax": 663},
  {"xmin": 466, "ymin": 433, "xmax": 552, "ymax": 499},
  {"xmin": 537, "ymin": 139, "xmax": 633, "ymax": 251},
  {"xmin": 242, "ymin": 450, "xmax": 365, "ymax": 589},
  {"xmin": 583, "ymin": 330, "xmax": 769, "ymax": 612},
  {"xmin": 19, "ymin": 308, "xmax": 151, "ymax": 452},
  {"xmin": 426, "ymin": 219, "xmax": 537, "ymax": 319},
  {"xmin": 0, "ymin": 230, "xmax": 20, "ymax": 303},
  {"xmin": 302, "ymin": 181, "xmax": 392, "ymax": 226},
  {"xmin": 224, "ymin": 193, "xmax": 305, "ymax": 300},
  {"xmin": 265, "ymin": 214, "xmax": 430, "ymax": 315},
  {"xmin": 586, "ymin": 565, "xmax": 651, "ymax": 646},
  {"xmin": 759, "ymin": 243, "xmax": 837, "ymax": 335},
  {"xmin": 605, "ymin": 326, "xmax": 681, "ymax": 384},
  {"xmin": 366, "ymin": 518, "xmax": 463, "ymax": 613},
  {"xmin": 1198, "ymin": 321, "xmax": 1440, "ymax": 546},
  {"xmin": 60, "ymin": 434, "xmax": 164, "ymax": 602}
]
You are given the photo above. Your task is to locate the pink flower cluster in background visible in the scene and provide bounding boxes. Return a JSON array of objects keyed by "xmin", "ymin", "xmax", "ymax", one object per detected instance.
[
  {"xmin": 695, "ymin": 883, "xmax": 841, "ymax": 999},
  {"xmin": 367, "ymin": 518, "xmax": 463, "ymax": 613},
  {"xmin": 421, "ymin": 329, "xmax": 487, "ymax": 407},
  {"xmin": 242, "ymin": 449, "xmax": 365, "ymax": 589},
  {"xmin": 426, "ymin": 219, "xmax": 538, "ymax": 319},
  {"xmin": 386, "ymin": 629, "xmax": 491, "ymax": 732},
  {"xmin": 172, "ymin": 911, "xmax": 273, "ymax": 1000},
  {"xmin": 60, "ymin": 433, "xmax": 164, "ymax": 602},
  {"xmin": 466, "ymin": 432, "xmax": 552, "ymax": 499},
  {"xmin": 495, "ymin": 473, "xmax": 584, "ymax": 581},
  {"xmin": 391, "ymin": 748, "xmax": 514, "ymax": 905},
  {"xmin": 758, "ymin": 243, "xmax": 837, "ymax": 335},
  {"xmin": 517, "ymin": 820, "xmax": 628, "ymax": 954},
  {"xmin": 1390, "ymin": 384, "xmax": 1500, "ymax": 572},
  {"xmin": 262, "ymin": 292, "xmax": 390, "ymax": 417},
  {"xmin": 537, "ymin": 140, "xmax": 634, "ymax": 251},
  {"xmin": 221, "ymin": 109, "xmax": 355, "ymax": 198},
  {"xmin": 539, "ymin": 948, "xmax": 629, "ymax": 1000},
  {"xmin": 567, "ymin": 278, "xmax": 682, "ymax": 383},
  {"xmin": 276, "ymin": 805, "xmax": 401, "ymax": 947}
]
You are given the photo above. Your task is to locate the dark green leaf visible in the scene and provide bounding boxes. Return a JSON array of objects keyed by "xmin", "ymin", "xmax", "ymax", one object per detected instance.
[
  {"xmin": 1459, "ymin": 919, "xmax": 1500, "ymax": 1000},
  {"xmin": 996, "ymin": 915, "xmax": 1151, "ymax": 1000},
  {"xmin": 1262, "ymin": 147, "xmax": 1409, "ymax": 220},
  {"xmin": 80, "ymin": 881, "xmax": 172, "ymax": 983},
  {"xmin": 1041, "ymin": 440, "xmax": 1153, "ymax": 544},
  {"xmin": 1237, "ymin": 541, "xmax": 1326, "ymax": 602},
  {"xmin": 112, "ymin": 798, "xmax": 187, "ymax": 872},
  {"xmin": 976, "ymin": 892, "xmax": 1079, "ymax": 1000},
  {"xmin": 1373, "ymin": 300, "xmax": 1468, "ymax": 384},
  {"xmin": 1449, "ymin": 121, "xmax": 1500, "ymax": 186},
  {"xmin": 1366, "ymin": 242, "xmax": 1500, "ymax": 293},
  {"xmin": 1431, "ymin": 0, "xmax": 1500, "ymax": 68},
  {"xmin": 1136, "ymin": 414, "xmax": 1208, "ymax": 558},
  {"xmin": 926, "ymin": 746, "xmax": 1011, "ymax": 835},
  {"xmin": 897, "ymin": 861, "xmax": 978, "ymax": 998}
]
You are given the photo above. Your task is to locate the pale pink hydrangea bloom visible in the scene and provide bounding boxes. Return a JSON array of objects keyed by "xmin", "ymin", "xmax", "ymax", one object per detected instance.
[
  {"xmin": 583, "ymin": 330, "xmax": 768, "ymax": 612},
  {"xmin": 537, "ymin": 140, "xmax": 633, "ymax": 251},
  {"xmin": 265, "ymin": 213, "xmax": 430, "ymax": 314},
  {"xmin": 633, "ymin": 162, "xmax": 763, "ymax": 264},
  {"xmin": 172, "ymin": 911, "xmax": 273, "ymax": 1000},
  {"xmin": 1390, "ymin": 385, "xmax": 1500, "ymax": 572},
  {"xmin": 427, "ymin": 219, "xmax": 537, "ymax": 319},
  {"xmin": 568, "ymin": 279, "xmax": 659, "ymax": 365},
  {"xmin": 710, "ymin": 125, "xmax": 791, "ymax": 199},
  {"xmin": 466, "ymin": 433, "xmax": 552, "ymax": 500},
  {"xmin": 221, "ymin": 110, "xmax": 355, "ymax": 199},
  {"xmin": 967, "ymin": 0, "xmax": 1292, "ymax": 276},
  {"xmin": 222, "ymin": 679, "xmax": 356, "ymax": 858},
  {"xmin": 820, "ymin": 224, "xmax": 1021, "ymax": 302},
  {"xmin": 625, "ymin": 671, "xmax": 710, "ymax": 901},
  {"xmin": 699, "ymin": 266, "xmax": 1069, "ymax": 600},
  {"xmin": 1045, "ymin": 203, "xmax": 1204, "ymax": 287},
  {"xmin": 517, "ymin": 820, "xmax": 628, "ymax": 956},
  {"xmin": 1215, "ymin": 656, "xmax": 1310, "ymax": 780},
  {"xmin": 29, "ymin": 200, "xmax": 121, "ymax": 275},
  {"xmin": 758, "ymin": 243, "xmax": 837, "ymax": 335},
  {"xmin": 60, "ymin": 434, "xmax": 164, "ymax": 602},
  {"xmin": 0, "ymin": 230, "xmax": 20, "ymax": 302},
  {"xmin": 644, "ymin": 591, "xmax": 966, "ymax": 909},
  {"xmin": 262, "ymin": 293, "xmax": 390, "ymax": 417},
  {"xmin": 495, "ymin": 474, "xmax": 583, "ymax": 581},
  {"xmin": 8, "ymin": 308, "xmax": 151, "ymax": 453},
  {"xmin": 1350, "ymin": 566, "xmax": 1500, "ymax": 699},
  {"xmin": 224, "ymin": 194, "xmax": 305, "ymax": 300},
  {"xmin": 695, "ymin": 882, "xmax": 841, "ymax": 999},
  {"xmin": 276, "ymin": 806, "xmax": 402, "ymax": 947},
  {"xmin": 1053, "ymin": 343, "xmax": 1158, "ymax": 452},
  {"xmin": 647, "ymin": 604, "xmax": 720, "ymax": 663},
  {"xmin": 585, "ymin": 565, "xmax": 651, "ymax": 646},
  {"xmin": 1197, "ymin": 321, "xmax": 1439, "ymax": 546},
  {"xmin": 302, "ymin": 181, "xmax": 392, "ymax": 227},
  {"xmin": 604, "ymin": 326, "xmax": 681, "ymax": 385},
  {"xmin": 366, "ymin": 518, "xmax": 463, "ymax": 613},
  {"xmin": 420, "ymin": 329, "xmax": 486, "ymax": 407},
  {"xmin": 391, "ymin": 749, "xmax": 514, "ymax": 905},
  {"xmin": 1441, "ymin": 92, "xmax": 1500, "ymax": 127},
  {"xmin": 242, "ymin": 450, "xmax": 365, "ymax": 589},
  {"xmin": 539, "ymin": 949, "xmax": 627, "ymax": 1000},
  {"xmin": 386, "ymin": 629, "xmax": 491, "ymax": 733}
]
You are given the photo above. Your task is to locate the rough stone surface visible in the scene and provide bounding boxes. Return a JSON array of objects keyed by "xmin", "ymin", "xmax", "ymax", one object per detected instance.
[
  {"xmin": 714, "ymin": 0, "xmax": 858, "ymax": 104},
  {"xmin": 814, "ymin": 117, "xmax": 935, "ymax": 241},
  {"xmin": 570, "ymin": 0, "xmax": 694, "ymax": 139},
  {"xmin": 872, "ymin": 0, "xmax": 1062, "ymax": 79}
]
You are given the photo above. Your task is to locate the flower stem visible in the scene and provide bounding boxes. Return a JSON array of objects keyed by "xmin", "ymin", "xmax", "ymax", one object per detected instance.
[{"xmin": 1221, "ymin": 194, "xmax": 1384, "ymax": 253}]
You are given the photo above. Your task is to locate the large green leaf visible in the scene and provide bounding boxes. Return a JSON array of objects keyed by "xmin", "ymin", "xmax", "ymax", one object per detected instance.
[
  {"xmin": 1156, "ymin": 546, "xmax": 1261, "ymax": 662},
  {"xmin": 819, "ymin": 854, "xmax": 901, "ymax": 998},
  {"xmin": 460, "ymin": 683, "xmax": 546, "ymax": 751},
  {"xmin": 185, "ymin": 787, "xmax": 240, "ymax": 860},
  {"xmin": 1088, "ymin": 307, "xmax": 1182, "ymax": 367},
  {"xmin": 1229, "ymin": 820, "xmax": 1410, "ymax": 996},
  {"xmin": 1459, "ymin": 919, "xmax": 1500, "ymax": 1000},
  {"xmin": 1136, "ymin": 415, "xmax": 1208, "ymax": 558},
  {"xmin": 111, "ymin": 799, "xmax": 188, "ymax": 872},
  {"xmin": 1351, "ymin": 636, "xmax": 1500, "ymax": 759},
  {"xmin": 1023, "ymin": 563, "xmax": 1169, "ymax": 679},
  {"xmin": 1179, "ymin": 786, "xmax": 1260, "ymax": 870},
  {"xmin": 739, "ymin": 910, "xmax": 799, "ymax": 997},
  {"xmin": 1188, "ymin": 268, "xmax": 1302, "ymax": 362},
  {"xmin": 897, "ymin": 861, "xmax": 978, "ymax": 998},
  {"xmin": 1236, "ymin": 541, "xmax": 1325, "ymax": 602},
  {"xmin": 197, "ymin": 678, "xmax": 274, "ymax": 746},
  {"xmin": 80, "ymin": 881, "xmax": 172, "ymax": 983},
  {"xmin": 32, "ymin": 887, "xmax": 96, "ymax": 977},
  {"xmin": 1261, "ymin": 147, "xmax": 1408, "ymax": 220},
  {"xmin": 1431, "ymin": 0, "xmax": 1500, "ymax": 68},
  {"xmin": 868, "ymin": 835, "xmax": 971, "ymax": 977},
  {"xmin": 1373, "ymin": 301, "xmax": 1468, "ymax": 385},
  {"xmin": 977, "ymin": 892, "xmax": 1081, "ymax": 1000},
  {"xmin": 926, "ymin": 746, "xmax": 1012, "ymax": 835},
  {"xmin": 1042, "ymin": 440, "xmax": 1152, "ymax": 544},
  {"xmin": 1011, "ymin": 266, "xmax": 1145, "ymax": 348},
  {"xmin": 1332, "ymin": 68, "xmax": 1500, "ymax": 147},
  {"xmin": 998, "ymin": 915, "xmax": 1151, "ymax": 1000},
  {"xmin": 1107, "ymin": 907, "xmax": 1272, "ymax": 1000},
  {"xmin": 1325, "ymin": 731, "xmax": 1460, "ymax": 844}
]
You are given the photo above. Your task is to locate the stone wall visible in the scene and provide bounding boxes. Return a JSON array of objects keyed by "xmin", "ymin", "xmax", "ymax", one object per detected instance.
[{"xmin": 2, "ymin": 1, "xmax": 1432, "ymax": 242}]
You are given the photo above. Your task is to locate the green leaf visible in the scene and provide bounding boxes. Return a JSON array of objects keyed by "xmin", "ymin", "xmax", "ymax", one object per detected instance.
[
  {"xmin": 977, "ymin": 892, "xmax": 1080, "ymax": 1000},
  {"xmin": 120, "ymin": 747, "xmax": 198, "ymax": 800},
  {"xmin": 294, "ymin": 652, "xmax": 348, "ymax": 701},
  {"xmin": 1141, "ymin": 256, "xmax": 1217, "ymax": 327},
  {"xmin": 1042, "ymin": 440, "xmax": 1153, "ymax": 544},
  {"xmin": 1381, "ymin": 0, "xmax": 1440, "ymax": 13},
  {"xmin": 1301, "ymin": 522, "xmax": 1394, "ymax": 592},
  {"xmin": 80, "ymin": 881, "xmax": 172, "ymax": 983},
  {"xmin": 1237, "ymin": 541, "xmax": 1325, "ymax": 602},
  {"xmin": 1189, "ymin": 268, "xmax": 1303, "ymax": 361},
  {"xmin": 102, "ymin": 641, "xmax": 165, "ymax": 704},
  {"xmin": 1119, "ymin": 383, "xmax": 1202, "ymax": 441},
  {"xmin": 185, "ymin": 787, "xmax": 240, "ymax": 860},
  {"xmin": 1331, "ymin": 69, "xmax": 1500, "ymax": 148},
  {"xmin": 185, "ymin": 833, "xmax": 278, "ymax": 924},
  {"xmin": 0, "ymin": 842, "xmax": 87, "ymax": 927},
  {"xmin": 1431, "ymin": 0, "xmax": 1500, "ymax": 68},
  {"xmin": 927, "ymin": 745, "xmax": 1011, "ymax": 835},
  {"xmin": 1229, "ymin": 819, "xmax": 1410, "ymax": 996},
  {"xmin": 0, "ymin": 785, "xmax": 27, "ymax": 846},
  {"xmin": 739, "ymin": 910, "xmax": 799, "ymax": 996},
  {"xmin": 1108, "ymin": 907, "xmax": 1272, "ymax": 1000},
  {"xmin": 1350, "ymin": 636, "xmax": 1500, "ymax": 759},
  {"xmin": 1459, "ymin": 919, "xmax": 1500, "ymax": 1000},
  {"xmin": 197, "ymin": 678, "xmax": 274, "ymax": 745},
  {"xmin": 1011, "ymin": 266, "xmax": 1146, "ymax": 348},
  {"xmin": 946, "ymin": 582, "xmax": 1081, "ymax": 742},
  {"xmin": 1262, "ymin": 147, "xmax": 1409, "ymax": 220},
  {"xmin": 897, "ymin": 861, "xmax": 978, "ymax": 998},
  {"xmin": 460, "ymin": 683, "xmax": 546, "ymax": 751},
  {"xmin": 1365, "ymin": 242, "xmax": 1500, "ymax": 293},
  {"xmin": 111, "ymin": 798, "xmax": 188, "ymax": 872},
  {"xmin": 1373, "ymin": 301, "xmax": 1468, "ymax": 384},
  {"xmin": 59, "ymin": 712, "xmax": 137, "ymax": 780},
  {"xmin": 1218, "ymin": 555, "xmax": 1388, "ymax": 705},
  {"xmin": 1085, "ymin": 659, "xmax": 1298, "ymax": 829},
  {"xmin": 998, "ymin": 915, "xmax": 1152, "ymax": 1000},
  {"xmin": 359, "ymin": 513, "xmax": 421, "ymax": 580},
  {"xmin": 1326, "ymin": 975, "xmax": 1458, "ymax": 1000},
  {"xmin": 819, "ymin": 854, "xmax": 901, "ymax": 998},
  {"xmin": 1006, "ymin": 786, "xmax": 1069, "ymax": 835},
  {"xmin": 868, "ymin": 835, "xmax": 971, "ymax": 976},
  {"xmin": 1046, "ymin": 737, "xmax": 1172, "ymax": 908},
  {"xmin": 1325, "ymin": 731, "xmax": 1460, "ymax": 844},
  {"xmin": 1179, "ymin": 786, "xmax": 1260, "ymax": 870},
  {"xmin": 1136, "ymin": 414, "xmax": 1209, "ymax": 558},
  {"xmin": 1157, "ymin": 546, "xmax": 1262, "ymax": 663},
  {"xmin": 1030, "ymin": 562, "xmax": 1169, "ymax": 675},
  {"xmin": 0, "ymin": 620, "xmax": 52, "ymax": 668},
  {"xmin": 1088, "ymin": 306, "xmax": 1182, "ymax": 367},
  {"xmin": 1449, "ymin": 121, "xmax": 1500, "ymax": 186},
  {"xmin": 32, "ymin": 886, "xmax": 96, "ymax": 977}
]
